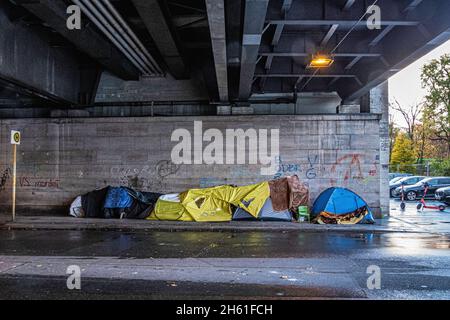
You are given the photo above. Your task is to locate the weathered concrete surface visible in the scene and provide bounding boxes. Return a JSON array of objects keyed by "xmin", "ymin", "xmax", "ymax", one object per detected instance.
[
  {"xmin": 371, "ymin": 82, "xmax": 390, "ymax": 217},
  {"xmin": 0, "ymin": 114, "xmax": 383, "ymax": 217},
  {"xmin": 96, "ymin": 72, "xmax": 209, "ymax": 103},
  {"xmin": 16, "ymin": 0, "xmax": 139, "ymax": 81},
  {"xmin": 3, "ymin": 199, "xmax": 450, "ymax": 236},
  {"xmin": 205, "ymin": 0, "xmax": 228, "ymax": 101},
  {"xmin": 0, "ymin": 216, "xmax": 423, "ymax": 234},
  {"xmin": 0, "ymin": 2, "xmax": 81, "ymax": 104},
  {"xmin": 130, "ymin": 0, "xmax": 188, "ymax": 79}
]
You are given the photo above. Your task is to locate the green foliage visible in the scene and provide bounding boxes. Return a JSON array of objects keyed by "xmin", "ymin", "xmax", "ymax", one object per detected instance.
[
  {"xmin": 421, "ymin": 54, "xmax": 450, "ymax": 153},
  {"xmin": 431, "ymin": 158, "xmax": 450, "ymax": 176},
  {"xmin": 390, "ymin": 133, "xmax": 416, "ymax": 173}
]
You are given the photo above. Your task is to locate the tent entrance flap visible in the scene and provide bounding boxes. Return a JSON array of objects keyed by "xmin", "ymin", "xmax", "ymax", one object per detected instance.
[
  {"xmin": 233, "ymin": 198, "xmax": 293, "ymax": 221},
  {"xmin": 311, "ymin": 187, "xmax": 375, "ymax": 224}
]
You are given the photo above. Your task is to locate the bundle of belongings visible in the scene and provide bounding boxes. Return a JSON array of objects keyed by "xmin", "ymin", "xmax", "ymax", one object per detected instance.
[
  {"xmin": 311, "ymin": 187, "xmax": 375, "ymax": 224},
  {"xmin": 69, "ymin": 186, "xmax": 162, "ymax": 220},
  {"xmin": 148, "ymin": 175, "xmax": 309, "ymax": 222}
]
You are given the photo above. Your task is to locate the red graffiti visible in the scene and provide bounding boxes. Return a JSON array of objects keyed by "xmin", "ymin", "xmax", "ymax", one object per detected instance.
[
  {"xmin": 19, "ymin": 177, "xmax": 60, "ymax": 189},
  {"xmin": 330, "ymin": 154, "xmax": 363, "ymax": 185},
  {"xmin": 369, "ymin": 162, "xmax": 378, "ymax": 177},
  {"xmin": 330, "ymin": 154, "xmax": 377, "ymax": 186}
]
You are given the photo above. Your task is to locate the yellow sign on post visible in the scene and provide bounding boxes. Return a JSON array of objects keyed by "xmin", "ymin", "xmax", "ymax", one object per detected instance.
[
  {"xmin": 11, "ymin": 130, "xmax": 20, "ymax": 222},
  {"xmin": 11, "ymin": 131, "xmax": 21, "ymax": 145}
]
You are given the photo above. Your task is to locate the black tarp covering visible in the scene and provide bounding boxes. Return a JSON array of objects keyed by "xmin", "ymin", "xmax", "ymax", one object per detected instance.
[
  {"xmin": 80, "ymin": 186, "xmax": 162, "ymax": 220},
  {"xmin": 81, "ymin": 187, "xmax": 109, "ymax": 218}
]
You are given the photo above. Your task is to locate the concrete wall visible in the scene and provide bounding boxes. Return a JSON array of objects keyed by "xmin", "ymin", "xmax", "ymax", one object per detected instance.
[
  {"xmin": 0, "ymin": 3, "xmax": 81, "ymax": 104},
  {"xmin": 95, "ymin": 72, "xmax": 209, "ymax": 103},
  {"xmin": 0, "ymin": 114, "xmax": 382, "ymax": 217},
  {"xmin": 371, "ymin": 81, "xmax": 390, "ymax": 216},
  {"xmin": 296, "ymin": 93, "xmax": 342, "ymax": 114}
]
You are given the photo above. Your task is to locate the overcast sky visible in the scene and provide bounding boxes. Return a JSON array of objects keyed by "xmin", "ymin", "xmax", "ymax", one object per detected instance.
[{"xmin": 389, "ymin": 39, "xmax": 450, "ymax": 127}]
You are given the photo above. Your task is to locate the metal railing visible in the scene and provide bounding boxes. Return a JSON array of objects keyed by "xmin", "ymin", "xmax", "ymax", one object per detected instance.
[{"xmin": 389, "ymin": 160, "xmax": 450, "ymax": 177}]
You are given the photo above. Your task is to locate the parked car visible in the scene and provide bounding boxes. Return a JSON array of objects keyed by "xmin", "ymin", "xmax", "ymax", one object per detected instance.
[
  {"xmin": 395, "ymin": 177, "xmax": 450, "ymax": 201},
  {"xmin": 389, "ymin": 173, "xmax": 413, "ymax": 181},
  {"xmin": 389, "ymin": 176, "xmax": 426, "ymax": 197},
  {"xmin": 389, "ymin": 177, "xmax": 404, "ymax": 184},
  {"xmin": 435, "ymin": 186, "xmax": 450, "ymax": 205}
]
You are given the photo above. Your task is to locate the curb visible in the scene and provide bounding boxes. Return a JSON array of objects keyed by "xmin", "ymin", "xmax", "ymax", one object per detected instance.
[{"xmin": 0, "ymin": 220, "xmax": 425, "ymax": 234}]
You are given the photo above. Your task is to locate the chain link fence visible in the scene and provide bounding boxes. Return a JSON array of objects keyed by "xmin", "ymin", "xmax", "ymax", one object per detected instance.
[{"xmin": 389, "ymin": 162, "xmax": 445, "ymax": 177}]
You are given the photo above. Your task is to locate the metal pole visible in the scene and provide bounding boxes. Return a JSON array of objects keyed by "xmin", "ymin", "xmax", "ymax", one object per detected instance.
[{"xmin": 12, "ymin": 144, "xmax": 17, "ymax": 222}]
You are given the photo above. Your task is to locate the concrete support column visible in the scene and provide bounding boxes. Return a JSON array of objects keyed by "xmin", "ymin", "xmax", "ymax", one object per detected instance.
[
  {"xmin": 217, "ymin": 105, "xmax": 232, "ymax": 115},
  {"xmin": 338, "ymin": 104, "xmax": 360, "ymax": 114},
  {"xmin": 370, "ymin": 81, "xmax": 390, "ymax": 217}
]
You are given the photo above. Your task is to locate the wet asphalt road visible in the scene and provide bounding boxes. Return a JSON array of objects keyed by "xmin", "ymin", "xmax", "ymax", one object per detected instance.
[
  {"xmin": 1, "ymin": 228, "xmax": 450, "ymax": 299},
  {"xmin": 1, "ymin": 200, "xmax": 450, "ymax": 300}
]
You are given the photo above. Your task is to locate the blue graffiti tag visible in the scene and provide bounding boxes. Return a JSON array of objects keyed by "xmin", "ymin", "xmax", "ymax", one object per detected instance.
[{"xmin": 273, "ymin": 156, "xmax": 301, "ymax": 179}]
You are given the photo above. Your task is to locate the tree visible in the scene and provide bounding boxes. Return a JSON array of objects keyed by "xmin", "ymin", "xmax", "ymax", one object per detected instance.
[
  {"xmin": 390, "ymin": 132, "xmax": 416, "ymax": 173},
  {"xmin": 421, "ymin": 54, "xmax": 450, "ymax": 156},
  {"xmin": 389, "ymin": 113, "xmax": 400, "ymax": 162},
  {"xmin": 390, "ymin": 98, "xmax": 423, "ymax": 144},
  {"xmin": 414, "ymin": 123, "xmax": 427, "ymax": 163}
]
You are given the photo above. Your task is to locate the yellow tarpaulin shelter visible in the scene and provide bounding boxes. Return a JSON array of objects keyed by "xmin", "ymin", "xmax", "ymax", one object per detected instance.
[
  {"xmin": 148, "ymin": 182, "xmax": 270, "ymax": 222},
  {"xmin": 149, "ymin": 197, "xmax": 194, "ymax": 222}
]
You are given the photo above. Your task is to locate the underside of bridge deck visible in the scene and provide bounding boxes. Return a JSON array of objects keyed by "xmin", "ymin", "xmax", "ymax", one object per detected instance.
[{"xmin": 0, "ymin": 0, "xmax": 448, "ymax": 110}]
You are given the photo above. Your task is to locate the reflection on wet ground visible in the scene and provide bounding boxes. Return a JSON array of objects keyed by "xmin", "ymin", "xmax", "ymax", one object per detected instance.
[
  {"xmin": 1, "ymin": 200, "xmax": 450, "ymax": 299},
  {"xmin": 390, "ymin": 198, "xmax": 450, "ymax": 235},
  {"xmin": 1, "ymin": 228, "xmax": 450, "ymax": 299},
  {"xmin": 1, "ymin": 229, "xmax": 449, "ymax": 259}
]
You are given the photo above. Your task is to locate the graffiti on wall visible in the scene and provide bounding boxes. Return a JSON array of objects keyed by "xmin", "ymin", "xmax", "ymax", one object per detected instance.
[
  {"xmin": 156, "ymin": 160, "xmax": 181, "ymax": 178},
  {"xmin": 306, "ymin": 155, "xmax": 319, "ymax": 179},
  {"xmin": 273, "ymin": 155, "xmax": 320, "ymax": 180},
  {"xmin": 110, "ymin": 165, "xmax": 153, "ymax": 185},
  {"xmin": 273, "ymin": 156, "xmax": 302, "ymax": 180},
  {"xmin": 19, "ymin": 177, "xmax": 60, "ymax": 189},
  {"xmin": 107, "ymin": 153, "xmax": 378, "ymax": 191},
  {"xmin": 0, "ymin": 168, "xmax": 11, "ymax": 191},
  {"xmin": 330, "ymin": 154, "xmax": 378, "ymax": 186},
  {"xmin": 110, "ymin": 161, "xmax": 181, "ymax": 191},
  {"xmin": 111, "ymin": 165, "xmax": 153, "ymax": 189}
]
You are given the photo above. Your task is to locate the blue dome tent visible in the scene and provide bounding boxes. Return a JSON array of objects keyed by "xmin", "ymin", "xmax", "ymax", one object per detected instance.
[{"xmin": 312, "ymin": 187, "xmax": 375, "ymax": 224}]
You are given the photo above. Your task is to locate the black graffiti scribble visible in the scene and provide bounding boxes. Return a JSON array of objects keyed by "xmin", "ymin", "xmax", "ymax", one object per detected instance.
[
  {"xmin": 156, "ymin": 160, "xmax": 180, "ymax": 178},
  {"xmin": 0, "ymin": 168, "xmax": 11, "ymax": 191}
]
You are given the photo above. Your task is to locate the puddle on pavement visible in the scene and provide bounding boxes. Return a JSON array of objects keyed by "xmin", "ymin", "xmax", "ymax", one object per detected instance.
[
  {"xmin": 381, "ymin": 233, "xmax": 450, "ymax": 250},
  {"xmin": 1, "ymin": 229, "xmax": 450, "ymax": 259}
]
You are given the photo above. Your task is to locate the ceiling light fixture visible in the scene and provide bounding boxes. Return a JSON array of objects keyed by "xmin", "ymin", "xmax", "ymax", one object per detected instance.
[{"xmin": 308, "ymin": 53, "xmax": 335, "ymax": 68}]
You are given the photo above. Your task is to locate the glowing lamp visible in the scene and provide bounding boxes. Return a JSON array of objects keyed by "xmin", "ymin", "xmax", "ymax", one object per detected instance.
[{"xmin": 308, "ymin": 54, "xmax": 334, "ymax": 68}]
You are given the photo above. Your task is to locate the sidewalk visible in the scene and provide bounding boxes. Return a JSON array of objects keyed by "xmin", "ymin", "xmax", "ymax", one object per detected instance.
[
  {"xmin": 0, "ymin": 215, "xmax": 435, "ymax": 234},
  {"xmin": 2, "ymin": 199, "xmax": 450, "ymax": 234}
]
